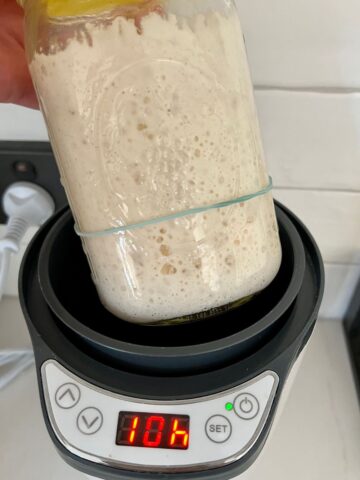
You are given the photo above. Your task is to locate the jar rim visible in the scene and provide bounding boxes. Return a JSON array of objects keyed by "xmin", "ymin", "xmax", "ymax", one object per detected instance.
[{"xmin": 18, "ymin": 0, "xmax": 164, "ymax": 17}]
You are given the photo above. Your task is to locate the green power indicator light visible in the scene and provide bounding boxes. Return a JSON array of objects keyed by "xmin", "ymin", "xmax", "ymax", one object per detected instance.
[{"xmin": 225, "ymin": 402, "xmax": 233, "ymax": 411}]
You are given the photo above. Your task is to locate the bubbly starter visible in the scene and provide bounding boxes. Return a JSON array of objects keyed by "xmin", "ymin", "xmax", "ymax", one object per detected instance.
[{"xmin": 31, "ymin": 9, "xmax": 282, "ymax": 323}]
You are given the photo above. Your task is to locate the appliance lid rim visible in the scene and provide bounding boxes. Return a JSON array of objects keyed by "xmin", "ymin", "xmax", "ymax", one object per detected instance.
[{"xmin": 36, "ymin": 203, "xmax": 306, "ymax": 358}]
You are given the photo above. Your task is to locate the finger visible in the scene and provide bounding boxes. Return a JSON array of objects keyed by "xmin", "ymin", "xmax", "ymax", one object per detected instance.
[
  {"xmin": 15, "ymin": 87, "xmax": 39, "ymax": 110},
  {"xmin": 0, "ymin": 43, "xmax": 39, "ymax": 109}
]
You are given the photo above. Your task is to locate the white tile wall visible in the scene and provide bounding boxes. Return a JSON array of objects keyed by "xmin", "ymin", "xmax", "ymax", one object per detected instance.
[
  {"xmin": 258, "ymin": 91, "xmax": 360, "ymax": 191},
  {"xmin": 1, "ymin": 0, "xmax": 360, "ymax": 319},
  {"xmin": 273, "ymin": 189, "xmax": 360, "ymax": 264},
  {"xmin": 321, "ymin": 264, "xmax": 359, "ymax": 320},
  {"xmin": 0, "ymin": 104, "xmax": 48, "ymax": 141},
  {"xmin": 236, "ymin": 0, "xmax": 360, "ymax": 88}
]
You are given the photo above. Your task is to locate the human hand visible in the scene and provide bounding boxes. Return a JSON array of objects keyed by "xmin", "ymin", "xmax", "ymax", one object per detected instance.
[{"xmin": 0, "ymin": 0, "xmax": 38, "ymax": 109}]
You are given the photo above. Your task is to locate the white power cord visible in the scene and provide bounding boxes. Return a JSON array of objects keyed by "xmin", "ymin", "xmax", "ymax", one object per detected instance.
[
  {"xmin": 0, "ymin": 349, "xmax": 35, "ymax": 390},
  {"xmin": 0, "ymin": 182, "xmax": 55, "ymax": 300},
  {"xmin": 0, "ymin": 182, "xmax": 55, "ymax": 389}
]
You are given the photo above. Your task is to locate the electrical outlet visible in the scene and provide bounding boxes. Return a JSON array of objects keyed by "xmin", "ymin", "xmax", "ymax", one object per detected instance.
[{"xmin": 0, "ymin": 141, "xmax": 67, "ymax": 223}]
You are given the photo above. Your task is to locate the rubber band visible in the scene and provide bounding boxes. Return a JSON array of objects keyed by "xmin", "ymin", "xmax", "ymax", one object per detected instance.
[{"xmin": 74, "ymin": 176, "xmax": 273, "ymax": 238}]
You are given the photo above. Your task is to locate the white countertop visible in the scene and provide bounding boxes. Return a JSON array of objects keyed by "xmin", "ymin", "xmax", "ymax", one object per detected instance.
[{"xmin": 0, "ymin": 296, "xmax": 360, "ymax": 480}]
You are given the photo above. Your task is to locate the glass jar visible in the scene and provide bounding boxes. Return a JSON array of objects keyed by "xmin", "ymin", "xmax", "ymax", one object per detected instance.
[{"xmin": 20, "ymin": 0, "xmax": 282, "ymax": 324}]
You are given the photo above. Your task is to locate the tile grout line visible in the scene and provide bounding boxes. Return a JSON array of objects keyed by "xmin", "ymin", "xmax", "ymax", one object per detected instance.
[
  {"xmin": 273, "ymin": 186, "xmax": 360, "ymax": 194},
  {"xmin": 254, "ymin": 85, "xmax": 360, "ymax": 94},
  {"xmin": 324, "ymin": 262, "xmax": 360, "ymax": 268}
]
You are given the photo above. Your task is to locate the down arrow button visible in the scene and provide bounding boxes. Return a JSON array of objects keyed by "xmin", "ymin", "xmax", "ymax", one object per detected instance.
[{"xmin": 77, "ymin": 407, "xmax": 104, "ymax": 435}]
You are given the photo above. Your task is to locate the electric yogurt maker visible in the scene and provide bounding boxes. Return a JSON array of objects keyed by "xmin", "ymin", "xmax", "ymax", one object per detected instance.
[{"xmin": 19, "ymin": 201, "xmax": 324, "ymax": 480}]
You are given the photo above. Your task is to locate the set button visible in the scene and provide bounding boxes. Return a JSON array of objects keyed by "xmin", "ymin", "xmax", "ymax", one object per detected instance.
[{"xmin": 205, "ymin": 415, "xmax": 232, "ymax": 443}]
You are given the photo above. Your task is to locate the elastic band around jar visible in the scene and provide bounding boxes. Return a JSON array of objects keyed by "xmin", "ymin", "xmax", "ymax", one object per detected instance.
[{"xmin": 74, "ymin": 176, "xmax": 273, "ymax": 239}]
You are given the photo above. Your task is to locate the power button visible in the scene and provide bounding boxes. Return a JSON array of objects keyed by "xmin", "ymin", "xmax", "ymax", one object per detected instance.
[{"xmin": 234, "ymin": 393, "xmax": 259, "ymax": 420}]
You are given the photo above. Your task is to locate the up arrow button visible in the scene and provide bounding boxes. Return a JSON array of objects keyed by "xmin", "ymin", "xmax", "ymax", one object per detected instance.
[{"xmin": 55, "ymin": 383, "xmax": 81, "ymax": 409}]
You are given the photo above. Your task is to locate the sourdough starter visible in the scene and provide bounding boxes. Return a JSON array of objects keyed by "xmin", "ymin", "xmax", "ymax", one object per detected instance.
[{"xmin": 31, "ymin": 9, "xmax": 282, "ymax": 323}]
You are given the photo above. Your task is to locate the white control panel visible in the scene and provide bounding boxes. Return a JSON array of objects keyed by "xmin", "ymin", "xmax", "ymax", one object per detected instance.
[{"xmin": 41, "ymin": 360, "xmax": 278, "ymax": 473}]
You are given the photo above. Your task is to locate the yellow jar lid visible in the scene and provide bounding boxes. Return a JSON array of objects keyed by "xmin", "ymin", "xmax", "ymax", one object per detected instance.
[{"xmin": 46, "ymin": 0, "xmax": 151, "ymax": 18}]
